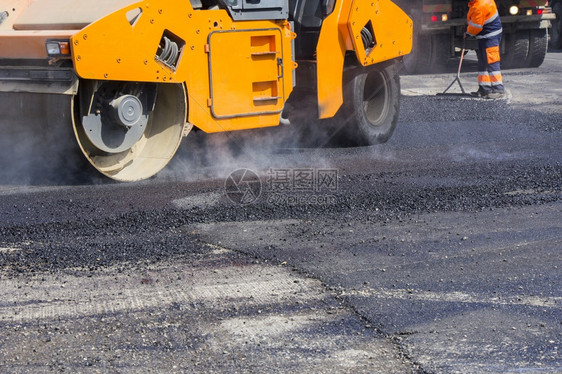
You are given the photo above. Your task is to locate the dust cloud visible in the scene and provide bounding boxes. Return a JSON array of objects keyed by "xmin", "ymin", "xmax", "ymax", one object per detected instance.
[
  {"xmin": 0, "ymin": 92, "xmax": 93, "ymax": 186},
  {"xmin": 158, "ymin": 94, "xmax": 349, "ymax": 183},
  {"xmin": 0, "ymin": 86, "xmax": 389, "ymax": 186}
]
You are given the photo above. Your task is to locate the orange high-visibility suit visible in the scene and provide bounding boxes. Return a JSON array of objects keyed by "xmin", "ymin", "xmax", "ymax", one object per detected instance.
[{"xmin": 467, "ymin": 0, "xmax": 505, "ymax": 97}]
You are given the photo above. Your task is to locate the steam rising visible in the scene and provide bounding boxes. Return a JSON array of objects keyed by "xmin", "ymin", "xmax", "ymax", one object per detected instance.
[
  {"xmin": 159, "ymin": 120, "xmax": 340, "ymax": 182},
  {"xmin": 0, "ymin": 87, "xmax": 391, "ymax": 186},
  {"xmin": 0, "ymin": 92, "xmax": 94, "ymax": 186}
]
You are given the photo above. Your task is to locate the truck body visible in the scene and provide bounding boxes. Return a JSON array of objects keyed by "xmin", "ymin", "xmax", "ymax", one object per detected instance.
[
  {"xmin": 0, "ymin": 0, "xmax": 412, "ymax": 181},
  {"xmin": 394, "ymin": 0, "xmax": 555, "ymax": 73},
  {"xmin": 549, "ymin": 0, "xmax": 561, "ymax": 48}
]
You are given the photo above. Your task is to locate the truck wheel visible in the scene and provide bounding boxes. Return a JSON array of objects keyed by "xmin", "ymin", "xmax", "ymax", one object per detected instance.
[
  {"xmin": 502, "ymin": 31, "xmax": 530, "ymax": 69},
  {"xmin": 403, "ymin": 33, "xmax": 450, "ymax": 74},
  {"xmin": 429, "ymin": 34, "xmax": 451, "ymax": 72},
  {"xmin": 550, "ymin": 2, "xmax": 562, "ymax": 49},
  {"xmin": 526, "ymin": 29, "xmax": 548, "ymax": 67},
  {"xmin": 403, "ymin": 33, "xmax": 431, "ymax": 74},
  {"xmin": 342, "ymin": 64, "xmax": 400, "ymax": 145}
]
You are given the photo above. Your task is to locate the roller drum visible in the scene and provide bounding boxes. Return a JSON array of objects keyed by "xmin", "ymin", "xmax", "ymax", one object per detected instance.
[{"xmin": 72, "ymin": 81, "xmax": 188, "ymax": 182}]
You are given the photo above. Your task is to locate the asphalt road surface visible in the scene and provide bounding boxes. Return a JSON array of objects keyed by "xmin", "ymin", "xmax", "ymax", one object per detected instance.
[{"xmin": 0, "ymin": 51, "xmax": 561, "ymax": 373}]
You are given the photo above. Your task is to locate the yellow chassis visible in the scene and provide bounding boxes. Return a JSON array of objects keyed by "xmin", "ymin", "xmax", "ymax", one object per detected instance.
[{"xmin": 1, "ymin": 0, "xmax": 412, "ymax": 132}]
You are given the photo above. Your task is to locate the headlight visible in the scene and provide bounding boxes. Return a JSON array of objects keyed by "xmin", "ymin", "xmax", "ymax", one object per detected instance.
[
  {"xmin": 46, "ymin": 40, "xmax": 71, "ymax": 57},
  {"xmin": 46, "ymin": 42, "xmax": 61, "ymax": 55},
  {"xmin": 509, "ymin": 5, "xmax": 519, "ymax": 15}
]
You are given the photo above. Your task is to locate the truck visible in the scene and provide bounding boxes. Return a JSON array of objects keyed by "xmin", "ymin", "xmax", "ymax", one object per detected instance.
[
  {"xmin": 394, "ymin": 0, "xmax": 556, "ymax": 73},
  {"xmin": 550, "ymin": 0, "xmax": 561, "ymax": 48},
  {"xmin": 0, "ymin": 0, "xmax": 412, "ymax": 182}
]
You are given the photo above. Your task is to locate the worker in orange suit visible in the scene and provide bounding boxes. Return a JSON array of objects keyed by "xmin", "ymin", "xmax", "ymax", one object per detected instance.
[{"xmin": 466, "ymin": 0, "xmax": 505, "ymax": 99}]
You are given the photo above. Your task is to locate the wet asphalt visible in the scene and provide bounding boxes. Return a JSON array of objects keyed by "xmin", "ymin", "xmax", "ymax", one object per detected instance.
[{"xmin": 0, "ymin": 52, "xmax": 561, "ymax": 373}]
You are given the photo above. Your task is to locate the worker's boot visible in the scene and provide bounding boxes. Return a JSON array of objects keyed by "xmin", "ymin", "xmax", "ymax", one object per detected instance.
[
  {"xmin": 471, "ymin": 87, "xmax": 488, "ymax": 97},
  {"xmin": 485, "ymin": 90, "xmax": 505, "ymax": 99}
]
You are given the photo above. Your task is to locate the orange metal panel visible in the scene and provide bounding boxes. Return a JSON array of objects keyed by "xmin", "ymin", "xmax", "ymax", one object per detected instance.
[
  {"xmin": 71, "ymin": 1, "xmax": 296, "ymax": 132},
  {"xmin": 208, "ymin": 29, "xmax": 284, "ymax": 118},
  {"xmin": 0, "ymin": 0, "xmax": 296, "ymax": 133},
  {"xmin": 71, "ymin": 1, "xmax": 192, "ymax": 84},
  {"xmin": 316, "ymin": 0, "xmax": 349, "ymax": 119},
  {"xmin": 347, "ymin": 0, "xmax": 413, "ymax": 67},
  {"xmin": 316, "ymin": 0, "xmax": 412, "ymax": 119},
  {"xmin": 190, "ymin": 21, "xmax": 295, "ymax": 132}
]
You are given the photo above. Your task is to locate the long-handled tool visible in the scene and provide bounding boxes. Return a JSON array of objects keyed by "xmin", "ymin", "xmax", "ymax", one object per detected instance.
[{"xmin": 437, "ymin": 43, "xmax": 472, "ymax": 97}]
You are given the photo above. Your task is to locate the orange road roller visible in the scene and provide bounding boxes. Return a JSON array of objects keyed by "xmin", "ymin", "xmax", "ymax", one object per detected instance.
[{"xmin": 0, "ymin": 0, "xmax": 412, "ymax": 181}]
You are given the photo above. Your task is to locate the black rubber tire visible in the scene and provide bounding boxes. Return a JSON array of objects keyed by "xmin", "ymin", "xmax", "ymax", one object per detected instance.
[
  {"xmin": 502, "ymin": 31, "xmax": 530, "ymax": 69},
  {"xmin": 526, "ymin": 29, "xmax": 548, "ymax": 67},
  {"xmin": 402, "ymin": 9, "xmax": 452, "ymax": 74},
  {"xmin": 550, "ymin": 2, "xmax": 562, "ymax": 49},
  {"xmin": 341, "ymin": 64, "xmax": 400, "ymax": 145},
  {"xmin": 428, "ymin": 33, "xmax": 452, "ymax": 72},
  {"xmin": 403, "ymin": 33, "xmax": 450, "ymax": 74}
]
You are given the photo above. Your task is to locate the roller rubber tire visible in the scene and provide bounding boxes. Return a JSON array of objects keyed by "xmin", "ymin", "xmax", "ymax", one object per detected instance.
[{"xmin": 341, "ymin": 64, "xmax": 400, "ymax": 145}]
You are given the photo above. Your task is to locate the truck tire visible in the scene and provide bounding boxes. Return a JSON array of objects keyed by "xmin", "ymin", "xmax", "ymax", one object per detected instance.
[
  {"xmin": 526, "ymin": 29, "xmax": 548, "ymax": 67},
  {"xmin": 403, "ymin": 16, "xmax": 432, "ymax": 74},
  {"xmin": 431, "ymin": 34, "xmax": 452, "ymax": 71},
  {"xmin": 403, "ymin": 33, "xmax": 450, "ymax": 74},
  {"xmin": 342, "ymin": 64, "xmax": 400, "ymax": 145},
  {"xmin": 550, "ymin": 1, "xmax": 562, "ymax": 49},
  {"xmin": 502, "ymin": 31, "xmax": 529, "ymax": 69}
]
